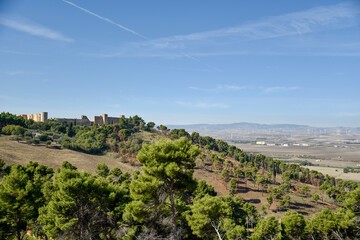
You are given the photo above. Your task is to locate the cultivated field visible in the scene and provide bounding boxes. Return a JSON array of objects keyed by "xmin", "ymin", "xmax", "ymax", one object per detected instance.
[
  {"xmin": 304, "ymin": 166, "xmax": 360, "ymax": 182},
  {"xmin": 233, "ymin": 143, "xmax": 360, "ymax": 181},
  {"xmin": 234, "ymin": 144, "xmax": 360, "ymax": 166}
]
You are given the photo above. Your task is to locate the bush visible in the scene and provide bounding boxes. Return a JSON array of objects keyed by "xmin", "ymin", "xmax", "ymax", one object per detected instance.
[
  {"xmin": 39, "ymin": 134, "xmax": 49, "ymax": 142},
  {"xmin": 32, "ymin": 138, "xmax": 40, "ymax": 145},
  {"xmin": 25, "ymin": 137, "xmax": 32, "ymax": 144},
  {"xmin": 11, "ymin": 136, "xmax": 23, "ymax": 142},
  {"xmin": 1, "ymin": 125, "xmax": 26, "ymax": 136},
  {"xmin": 24, "ymin": 131, "xmax": 33, "ymax": 137}
]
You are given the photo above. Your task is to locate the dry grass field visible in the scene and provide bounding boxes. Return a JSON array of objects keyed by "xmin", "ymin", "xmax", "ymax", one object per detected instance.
[
  {"xmin": 304, "ymin": 166, "xmax": 360, "ymax": 182},
  {"xmin": 0, "ymin": 136, "xmax": 138, "ymax": 174}
]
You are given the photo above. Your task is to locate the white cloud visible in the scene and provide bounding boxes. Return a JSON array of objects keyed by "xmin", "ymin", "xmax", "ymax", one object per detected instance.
[
  {"xmin": 0, "ymin": 17, "xmax": 74, "ymax": 42},
  {"xmin": 177, "ymin": 101, "xmax": 229, "ymax": 109},
  {"xmin": 189, "ymin": 85, "xmax": 300, "ymax": 94},
  {"xmin": 148, "ymin": 2, "xmax": 359, "ymax": 46},
  {"xmin": 189, "ymin": 85, "xmax": 250, "ymax": 92},
  {"xmin": 263, "ymin": 86, "xmax": 299, "ymax": 93},
  {"xmin": 5, "ymin": 71, "xmax": 44, "ymax": 76},
  {"xmin": 80, "ymin": 1, "xmax": 360, "ymax": 65},
  {"xmin": 98, "ymin": 2, "xmax": 360, "ymax": 59}
]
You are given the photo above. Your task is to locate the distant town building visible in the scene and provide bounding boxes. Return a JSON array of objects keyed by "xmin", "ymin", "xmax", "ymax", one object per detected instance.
[{"xmin": 256, "ymin": 141, "xmax": 266, "ymax": 145}]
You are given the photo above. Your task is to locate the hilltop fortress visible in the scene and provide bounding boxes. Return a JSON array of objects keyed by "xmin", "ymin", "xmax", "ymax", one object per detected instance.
[
  {"xmin": 17, "ymin": 112, "xmax": 48, "ymax": 122},
  {"xmin": 17, "ymin": 112, "xmax": 125, "ymax": 126}
]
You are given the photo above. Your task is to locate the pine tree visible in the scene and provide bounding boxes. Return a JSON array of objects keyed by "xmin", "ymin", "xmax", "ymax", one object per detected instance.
[
  {"xmin": 38, "ymin": 162, "xmax": 129, "ymax": 239},
  {"xmin": 0, "ymin": 162, "xmax": 53, "ymax": 240},
  {"xmin": 124, "ymin": 137, "xmax": 200, "ymax": 240}
]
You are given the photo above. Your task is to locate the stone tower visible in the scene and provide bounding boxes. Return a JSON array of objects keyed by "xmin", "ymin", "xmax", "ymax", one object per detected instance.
[
  {"xmin": 40, "ymin": 112, "xmax": 48, "ymax": 122},
  {"xmin": 102, "ymin": 114, "xmax": 108, "ymax": 124}
]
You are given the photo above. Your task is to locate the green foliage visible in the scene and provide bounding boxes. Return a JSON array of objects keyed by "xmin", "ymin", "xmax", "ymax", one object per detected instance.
[
  {"xmin": 0, "ymin": 159, "xmax": 5, "ymax": 177},
  {"xmin": 243, "ymin": 202, "xmax": 260, "ymax": 229},
  {"xmin": 0, "ymin": 112, "xmax": 26, "ymax": 131},
  {"xmin": 185, "ymin": 195, "xmax": 247, "ymax": 239},
  {"xmin": 1, "ymin": 125, "xmax": 26, "ymax": 136},
  {"xmin": 229, "ymin": 178, "xmax": 237, "ymax": 196},
  {"xmin": 169, "ymin": 128, "xmax": 190, "ymax": 140},
  {"xmin": 305, "ymin": 208, "xmax": 357, "ymax": 240},
  {"xmin": 193, "ymin": 180, "xmax": 217, "ymax": 199},
  {"xmin": 96, "ymin": 162, "xmax": 110, "ymax": 177},
  {"xmin": 62, "ymin": 129, "xmax": 107, "ymax": 154},
  {"xmin": 221, "ymin": 169, "xmax": 229, "ymax": 182},
  {"xmin": 126, "ymin": 137, "xmax": 200, "ymax": 239},
  {"xmin": 343, "ymin": 187, "xmax": 360, "ymax": 215},
  {"xmin": 280, "ymin": 211, "xmax": 306, "ymax": 240},
  {"xmin": 110, "ymin": 167, "xmax": 122, "ymax": 177},
  {"xmin": 0, "ymin": 162, "xmax": 53, "ymax": 239},
  {"xmin": 147, "ymin": 121, "xmax": 155, "ymax": 129},
  {"xmin": 267, "ymin": 195, "xmax": 273, "ymax": 208},
  {"xmin": 251, "ymin": 216, "xmax": 280, "ymax": 240},
  {"xmin": 312, "ymin": 193, "xmax": 320, "ymax": 202},
  {"xmin": 66, "ymin": 123, "xmax": 76, "ymax": 137},
  {"xmin": 279, "ymin": 195, "xmax": 291, "ymax": 210},
  {"xmin": 38, "ymin": 163, "xmax": 129, "ymax": 239},
  {"xmin": 300, "ymin": 185, "xmax": 310, "ymax": 196}
]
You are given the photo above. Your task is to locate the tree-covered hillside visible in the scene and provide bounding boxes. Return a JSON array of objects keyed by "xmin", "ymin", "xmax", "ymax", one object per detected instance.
[{"xmin": 1, "ymin": 112, "xmax": 360, "ymax": 240}]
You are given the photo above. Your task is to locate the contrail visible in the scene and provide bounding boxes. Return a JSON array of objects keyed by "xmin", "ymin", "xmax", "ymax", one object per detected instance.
[
  {"xmin": 62, "ymin": 0, "xmax": 147, "ymax": 39},
  {"xmin": 62, "ymin": 0, "xmax": 220, "ymax": 71}
]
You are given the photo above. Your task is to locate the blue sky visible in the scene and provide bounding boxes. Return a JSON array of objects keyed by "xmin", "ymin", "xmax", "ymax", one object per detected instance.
[{"xmin": 0, "ymin": 0, "xmax": 360, "ymax": 127}]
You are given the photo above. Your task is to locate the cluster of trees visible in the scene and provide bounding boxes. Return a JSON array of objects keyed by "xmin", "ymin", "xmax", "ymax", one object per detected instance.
[
  {"xmin": 0, "ymin": 112, "xmax": 26, "ymax": 131},
  {"xmin": 1, "ymin": 138, "xmax": 360, "ymax": 239},
  {"xmin": 1, "ymin": 125, "xmax": 27, "ymax": 136}
]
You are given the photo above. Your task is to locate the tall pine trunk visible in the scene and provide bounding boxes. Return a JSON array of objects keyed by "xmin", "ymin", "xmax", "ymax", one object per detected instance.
[{"xmin": 169, "ymin": 179, "xmax": 177, "ymax": 240}]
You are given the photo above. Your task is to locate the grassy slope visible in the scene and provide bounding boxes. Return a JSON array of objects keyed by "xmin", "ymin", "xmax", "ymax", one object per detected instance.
[
  {"xmin": 0, "ymin": 135, "xmax": 337, "ymax": 218},
  {"xmin": 0, "ymin": 135, "xmax": 138, "ymax": 174}
]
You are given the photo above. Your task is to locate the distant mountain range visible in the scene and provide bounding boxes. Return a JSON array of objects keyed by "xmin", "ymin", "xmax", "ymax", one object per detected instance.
[{"xmin": 167, "ymin": 122, "xmax": 360, "ymax": 137}]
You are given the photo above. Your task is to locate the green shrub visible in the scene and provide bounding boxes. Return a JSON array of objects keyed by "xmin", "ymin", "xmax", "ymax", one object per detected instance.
[
  {"xmin": 24, "ymin": 131, "xmax": 33, "ymax": 137},
  {"xmin": 39, "ymin": 134, "xmax": 49, "ymax": 141},
  {"xmin": 1, "ymin": 125, "xmax": 26, "ymax": 136}
]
